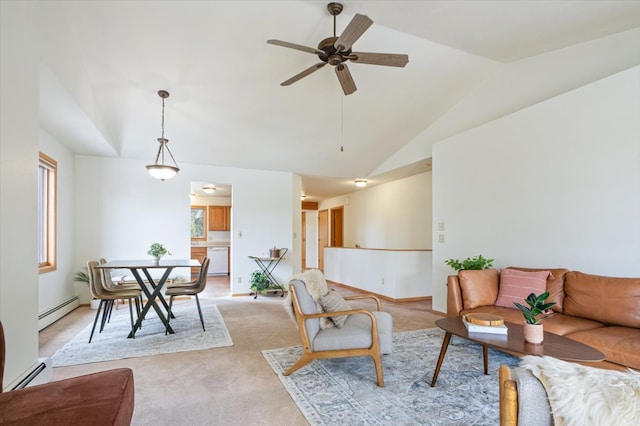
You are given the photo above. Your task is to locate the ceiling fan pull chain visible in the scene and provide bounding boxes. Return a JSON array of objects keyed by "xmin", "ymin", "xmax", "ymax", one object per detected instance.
[{"xmin": 340, "ymin": 93, "xmax": 344, "ymax": 152}]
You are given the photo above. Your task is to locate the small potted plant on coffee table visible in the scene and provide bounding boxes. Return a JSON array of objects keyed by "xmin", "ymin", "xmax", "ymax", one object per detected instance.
[{"xmin": 514, "ymin": 292, "xmax": 556, "ymax": 345}]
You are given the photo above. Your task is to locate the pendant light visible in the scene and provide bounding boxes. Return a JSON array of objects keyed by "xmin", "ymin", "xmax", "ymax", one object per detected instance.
[{"xmin": 146, "ymin": 90, "xmax": 180, "ymax": 180}]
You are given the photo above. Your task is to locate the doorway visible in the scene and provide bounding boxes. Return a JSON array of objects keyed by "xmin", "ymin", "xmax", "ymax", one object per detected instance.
[
  {"xmin": 301, "ymin": 212, "xmax": 307, "ymax": 270},
  {"xmin": 330, "ymin": 207, "xmax": 344, "ymax": 247},
  {"xmin": 190, "ymin": 181, "xmax": 232, "ymax": 296},
  {"xmin": 318, "ymin": 209, "xmax": 328, "ymax": 271}
]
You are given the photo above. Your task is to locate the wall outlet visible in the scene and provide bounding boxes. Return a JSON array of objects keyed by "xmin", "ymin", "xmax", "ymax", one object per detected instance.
[
  {"xmin": 438, "ymin": 222, "xmax": 445, "ymax": 231},
  {"xmin": 237, "ymin": 276, "xmax": 242, "ymax": 284},
  {"xmin": 439, "ymin": 234, "xmax": 445, "ymax": 243},
  {"xmin": 381, "ymin": 278, "xmax": 385, "ymax": 285}
]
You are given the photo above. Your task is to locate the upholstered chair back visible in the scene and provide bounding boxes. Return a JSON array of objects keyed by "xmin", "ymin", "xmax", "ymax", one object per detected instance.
[{"xmin": 289, "ymin": 279, "xmax": 321, "ymax": 342}]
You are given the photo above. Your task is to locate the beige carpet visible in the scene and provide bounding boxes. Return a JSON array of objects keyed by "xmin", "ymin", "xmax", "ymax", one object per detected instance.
[{"xmin": 39, "ymin": 281, "xmax": 441, "ymax": 425}]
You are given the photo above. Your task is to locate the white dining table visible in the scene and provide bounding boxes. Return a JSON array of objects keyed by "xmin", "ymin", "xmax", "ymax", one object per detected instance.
[{"xmin": 96, "ymin": 259, "xmax": 200, "ymax": 338}]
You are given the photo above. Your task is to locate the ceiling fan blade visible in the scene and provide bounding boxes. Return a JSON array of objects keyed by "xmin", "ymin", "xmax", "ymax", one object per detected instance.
[
  {"xmin": 335, "ymin": 64, "xmax": 357, "ymax": 95},
  {"xmin": 350, "ymin": 52, "xmax": 409, "ymax": 67},
  {"xmin": 267, "ymin": 39, "xmax": 324, "ymax": 55},
  {"xmin": 334, "ymin": 13, "xmax": 373, "ymax": 52},
  {"xmin": 281, "ymin": 62, "xmax": 327, "ymax": 86}
]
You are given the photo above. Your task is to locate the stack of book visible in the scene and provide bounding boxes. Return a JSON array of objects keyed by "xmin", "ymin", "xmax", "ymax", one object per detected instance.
[{"xmin": 462, "ymin": 313, "xmax": 508, "ymax": 335}]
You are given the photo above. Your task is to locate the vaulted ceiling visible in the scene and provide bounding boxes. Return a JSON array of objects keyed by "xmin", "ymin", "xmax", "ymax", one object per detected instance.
[{"xmin": 36, "ymin": 1, "xmax": 640, "ymax": 200}]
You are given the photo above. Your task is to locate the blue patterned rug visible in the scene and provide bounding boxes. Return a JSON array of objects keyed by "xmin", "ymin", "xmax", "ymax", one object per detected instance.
[{"xmin": 262, "ymin": 328, "xmax": 519, "ymax": 425}]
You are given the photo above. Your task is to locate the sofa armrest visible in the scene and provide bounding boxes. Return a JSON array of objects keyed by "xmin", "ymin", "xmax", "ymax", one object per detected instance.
[{"xmin": 447, "ymin": 275, "xmax": 464, "ymax": 317}]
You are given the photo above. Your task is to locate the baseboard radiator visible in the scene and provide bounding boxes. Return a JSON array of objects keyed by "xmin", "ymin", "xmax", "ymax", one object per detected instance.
[
  {"xmin": 11, "ymin": 357, "xmax": 51, "ymax": 390},
  {"xmin": 38, "ymin": 296, "xmax": 79, "ymax": 330}
]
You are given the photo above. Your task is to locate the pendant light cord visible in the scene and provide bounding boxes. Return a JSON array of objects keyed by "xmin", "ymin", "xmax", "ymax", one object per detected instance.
[{"xmin": 161, "ymin": 95, "xmax": 165, "ymax": 140}]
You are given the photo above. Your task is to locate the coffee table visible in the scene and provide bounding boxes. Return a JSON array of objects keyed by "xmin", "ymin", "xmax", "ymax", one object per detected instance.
[{"xmin": 430, "ymin": 317, "xmax": 605, "ymax": 387}]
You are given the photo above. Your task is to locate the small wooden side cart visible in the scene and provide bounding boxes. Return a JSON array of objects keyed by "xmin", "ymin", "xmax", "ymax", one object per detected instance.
[{"xmin": 248, "ymin": 248, "xmax": 288, "ymax": 298}]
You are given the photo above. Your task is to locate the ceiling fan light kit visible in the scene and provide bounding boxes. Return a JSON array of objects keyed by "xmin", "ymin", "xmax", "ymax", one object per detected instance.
[
  {"xmin": 146, "ymin": 90, "xmax": 180, "ymax": 181},
  {"xmin": 267, "ymin": 2, "xmax": 409, "ymax": 95}
]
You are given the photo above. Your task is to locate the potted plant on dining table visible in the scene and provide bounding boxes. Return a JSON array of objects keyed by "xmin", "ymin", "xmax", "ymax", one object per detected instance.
[{"xmin": 148, "ymin": 243, "xmax": 171, "ymax": 264}]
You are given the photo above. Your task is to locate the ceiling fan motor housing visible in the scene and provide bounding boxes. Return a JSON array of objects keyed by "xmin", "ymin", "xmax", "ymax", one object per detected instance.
[{"xmin": 317, "ymin": 36, "xmax": 351, "ymax": 65}]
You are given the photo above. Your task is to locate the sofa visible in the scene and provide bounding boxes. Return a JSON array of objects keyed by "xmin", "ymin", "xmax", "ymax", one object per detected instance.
[
  {"xmin": 0, "ymin": 321, "xmax": 135, "ymax": 425},
  {"xmin": 447, "ymin": 267, "xmax": 640, "ymax": 371}
]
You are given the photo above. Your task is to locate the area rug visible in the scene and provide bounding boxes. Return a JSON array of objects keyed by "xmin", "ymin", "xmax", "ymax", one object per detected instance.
[
  {"xmin": 52, "ymin": 299, "xmax": 233, "ymax": 367},
  {"xmin": 262, "ymin": 328, "xmax": 519, "ymax": 425}
]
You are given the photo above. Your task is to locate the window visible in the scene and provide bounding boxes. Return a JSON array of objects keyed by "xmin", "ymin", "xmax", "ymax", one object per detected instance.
[{"xmin": 38, "ymin": 152, "xmax": 57, "ymax": 273}]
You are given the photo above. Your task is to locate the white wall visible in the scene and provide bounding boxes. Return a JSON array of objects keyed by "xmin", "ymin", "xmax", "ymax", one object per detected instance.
[
  {"xmin": 374, "ymin": 28, "xmax": 640, "ymax": 177},
  {"xmin": 0, "ymin": 0, "xmax": 41, "ymax": 390},
  {"xmin": 324, "ymin": 248, "xmax": 432, "ymax": 299},
  {"xmin": 74, "ymin": 156, "xmax": 300, "ymax": 295},
  {"xmin": 303, "ymin": 210, "xmax": 318, "ymax": 268},
  {"xmin": 320, "ymin": 172, "xmax": 432, "ymax": 249},
  {"xmin": 38, "ymin": 130, "xmax": 79, "ymax": 324},
  {"xmin": 432, "ymin": 66, "xmax": 640, "ymax": 313}
]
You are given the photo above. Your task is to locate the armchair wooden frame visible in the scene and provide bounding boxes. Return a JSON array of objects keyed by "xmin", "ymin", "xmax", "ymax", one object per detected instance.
[
  {"xmin": 284, "ymin": 284, "xmax": 386, "ymax": 386},
  {"xmin": 499, "ymin": 365, "xmax": 518, "ymax": 426}
]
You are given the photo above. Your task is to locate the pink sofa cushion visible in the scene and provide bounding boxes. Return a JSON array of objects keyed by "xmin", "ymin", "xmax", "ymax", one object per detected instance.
[
  {"xmin": 458, "ymin": 269, "xmax": 499, "ymax": 309},
  {"xmin": 495, "ymin": 269, "xmax": 550, "ymax": 309},
  {"xmin": 507, "ymin": 267, "xmax": 569, "ymax": 312}
]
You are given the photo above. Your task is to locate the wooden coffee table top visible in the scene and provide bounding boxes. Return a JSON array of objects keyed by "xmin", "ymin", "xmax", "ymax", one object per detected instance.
[{"xmin": 436, "ymin": 317, "xmax": 605, "ymax": 362}]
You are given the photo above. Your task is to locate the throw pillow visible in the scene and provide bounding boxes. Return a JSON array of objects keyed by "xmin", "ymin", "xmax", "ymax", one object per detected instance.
[
  {"xmin": 320, "ymin": 290, "xmax": 352, "ymax": 328},
  {"xmin": 495, "ymin": 269, "xmax": 550, "ymax": 309},
  {"xmin": 458, "ymin": 269, "xmax": 499, "ymax": 309}
]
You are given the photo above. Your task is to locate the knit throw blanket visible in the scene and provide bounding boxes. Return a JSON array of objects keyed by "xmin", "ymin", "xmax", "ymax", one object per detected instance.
[
  {"xmin": 519, "ymin": 355, "xmax": 640, "ymax": 426},
  {"xmin": 283, "ymin": 269, "xmax": 334, "ymax": 329}
]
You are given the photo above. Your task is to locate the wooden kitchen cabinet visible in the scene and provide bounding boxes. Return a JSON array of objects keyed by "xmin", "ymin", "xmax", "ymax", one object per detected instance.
[
  {"xmin": 191, "ymin": 246, "xmax": 207, "ymax": 276},
  {"xmin": 208, "ymin": 206, "xmax": 230, "ymax": 231}
]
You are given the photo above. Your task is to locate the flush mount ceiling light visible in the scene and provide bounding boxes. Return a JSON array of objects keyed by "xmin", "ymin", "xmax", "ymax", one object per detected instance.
[
  {"xmin": 146, "ymin": 90, "xmax": 180, "ymax": 181},
  {"xmin": 301, "ymin": 194, "xmax": 307, "ymax": 200},
  {"xmin": 202, "ymin": 184, "xmax": 217, "ymax": 194},
  {"xmin": 354, "ymin": 179, "xmax": 368, "ymax": 187}
]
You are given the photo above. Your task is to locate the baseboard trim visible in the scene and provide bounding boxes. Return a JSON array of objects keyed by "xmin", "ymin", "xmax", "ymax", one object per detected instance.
[{"xmin": 38, "ymin": 296, "xmax": 80, "ymax": 330}]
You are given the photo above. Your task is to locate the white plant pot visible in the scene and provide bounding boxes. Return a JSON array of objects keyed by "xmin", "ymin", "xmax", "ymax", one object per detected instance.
[
  {"xmin": 90, "ymin": 299, "xmax": 101, "ymax": 310},
  {"xmin": 523, "ymin": 323, "xmax": 544, "ymax": 345}
]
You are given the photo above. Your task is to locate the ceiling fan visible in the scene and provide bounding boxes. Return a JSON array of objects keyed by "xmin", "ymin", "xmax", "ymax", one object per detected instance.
[{"xmin": 267, "ymin": 2, "xmax": 409, "ymax": 95}]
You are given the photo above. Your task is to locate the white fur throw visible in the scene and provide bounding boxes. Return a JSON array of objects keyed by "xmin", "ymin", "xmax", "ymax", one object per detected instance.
[
  {"xmin": 519, "ymin": 355, "xmax": 640, "ymax": 426},
  {"xmin": 283, "ymin": 269, "xmax": 334, "ymax": 329}
]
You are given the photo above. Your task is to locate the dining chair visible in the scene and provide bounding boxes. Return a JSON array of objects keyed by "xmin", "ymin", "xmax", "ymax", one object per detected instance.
[
  {"xmin": 165, "ymin": 257, "xmax": 210, "ymax": 331},
  {"xmin": 99, "ymin": 258, "xmax": 142, "ymax": 317},
  {"xmin": 87, "ymin": 260, "xmax": 142, "ymax": 343}
]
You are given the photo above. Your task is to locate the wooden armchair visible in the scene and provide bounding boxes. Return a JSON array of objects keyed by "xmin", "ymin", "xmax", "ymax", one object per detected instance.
[{"xmin": 284, "ymin": 279, "xmax": 393, "ymax": 386}]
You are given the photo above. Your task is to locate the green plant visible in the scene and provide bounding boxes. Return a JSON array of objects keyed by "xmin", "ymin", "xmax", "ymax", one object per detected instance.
[
  {"xmin": 74, "ymin": 269, "xmax": 90, "ymax": 285},
  {"xmin": 445, "ymin": 255, "xmax": 494, "ymax": 271},
  {"xmin": 147, "ymin": 243, "xmax": 171, "ymax": 258},
  {"xmin": 250, "ymin": 270, "xmax": 271, "ymax": 294},
  {"xmin": 514, "ymin": 292, "xmax": 556, "ymax": 324}
]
